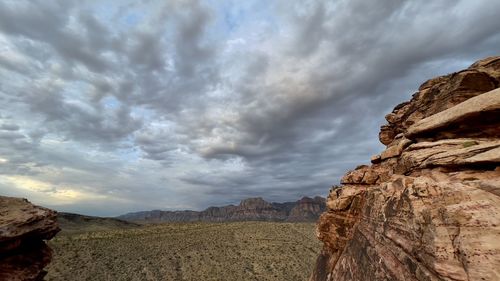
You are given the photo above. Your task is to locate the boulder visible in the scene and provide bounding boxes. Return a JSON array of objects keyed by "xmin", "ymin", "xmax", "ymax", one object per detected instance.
[{"xmin": 0, "ymin": 196, "xmax": 60, "ymax": 281}]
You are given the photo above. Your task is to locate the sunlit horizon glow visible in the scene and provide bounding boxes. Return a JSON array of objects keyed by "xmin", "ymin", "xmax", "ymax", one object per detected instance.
[{"xmin": 0, "ymin": 0, "xmax": 499, "ymax": 216}]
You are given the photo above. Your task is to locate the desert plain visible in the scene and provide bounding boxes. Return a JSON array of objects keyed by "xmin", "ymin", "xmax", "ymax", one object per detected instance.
[{"xmin": 46, "ymin": 221, "xmax": 321, "ymax": 281}]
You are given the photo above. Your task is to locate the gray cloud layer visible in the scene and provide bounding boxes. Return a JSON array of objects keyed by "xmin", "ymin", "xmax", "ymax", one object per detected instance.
[{"xmin": 0, "ymin": 0, "xmax": 499, "ymax": 216}]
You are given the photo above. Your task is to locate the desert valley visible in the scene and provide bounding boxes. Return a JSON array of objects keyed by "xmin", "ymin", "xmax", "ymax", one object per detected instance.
[
  {"xmin": 1, "ymin": 1, "xmax": 500, "ymax": 281},
  {"xmin": 46, "ymin": 197, "xmax": 325, "ymax": 280}
]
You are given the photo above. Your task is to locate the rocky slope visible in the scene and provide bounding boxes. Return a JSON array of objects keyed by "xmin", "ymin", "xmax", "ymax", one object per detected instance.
[
  {"xmin": 0, "ymin": 196, "xmax": 60, "ymax": 281},
  {"xmin": 119, "ymin": 196, "xmax": 326, "ymax": 222},
  {"xmin": 310, "ymin": 56, "xmax": 500, "ymax": 281}
]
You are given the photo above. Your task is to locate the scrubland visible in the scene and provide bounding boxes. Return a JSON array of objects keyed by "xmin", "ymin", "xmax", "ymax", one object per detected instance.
[{"xmin": 46, "ymin": 222, "xmax": 320, "ymax": 281}]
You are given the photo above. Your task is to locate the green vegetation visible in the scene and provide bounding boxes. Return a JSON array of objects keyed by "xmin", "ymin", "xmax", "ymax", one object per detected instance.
[
  {"xmin": 462, "ymin": 140, "xmax": 478, "ymax": 148},
  {"xmin": 46, "ymin": 222, "xmax": 320, "ymax": 281}
]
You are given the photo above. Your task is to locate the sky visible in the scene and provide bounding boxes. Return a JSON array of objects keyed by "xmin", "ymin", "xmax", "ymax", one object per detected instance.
[{"xmin": 0, "ymin": 0, "xmax": 499, "ymax": 216}]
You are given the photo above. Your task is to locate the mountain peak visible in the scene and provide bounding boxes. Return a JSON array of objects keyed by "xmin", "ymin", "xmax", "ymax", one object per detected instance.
[{"xmin": 239, "ymin": 197, "xmax": 271, "ymax": 209}]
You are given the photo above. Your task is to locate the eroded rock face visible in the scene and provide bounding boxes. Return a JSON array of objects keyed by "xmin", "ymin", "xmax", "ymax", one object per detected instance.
[
  {"xmin": 0, "ymin": 196, "xmax": 60, "ymax": 281},
  {"xmin": 287, "ymin": 196, "xmax": 328, "ymax": 222},
  {"xmin": 311, "ymin": 56, "xmax": 500, "ymax": 281}
]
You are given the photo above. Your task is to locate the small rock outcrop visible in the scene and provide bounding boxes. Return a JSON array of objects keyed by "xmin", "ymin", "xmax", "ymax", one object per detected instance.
[
  {"xmin": 119, "ymin": 196, "xmax": 326, "ymax": 223},
  {"xmin": 0, "ymin": 196, "xmax": 60, "ymax": 281},
  {"xmin": 311, "ymin": 56, "xmax": 500, "ymax": 281}
]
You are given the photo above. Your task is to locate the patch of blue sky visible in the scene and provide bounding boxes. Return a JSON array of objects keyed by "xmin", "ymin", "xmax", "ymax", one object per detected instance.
[
  {"xmin": 101, "ymin": 95, "xmax": 120, "ymax": 109},
  {"xmin": 80, "ymin": 2, "xmax": 115, "ymax": 22},
  {"xmin": 81, "ymin": 1, "xmax": 144, "ymax": 33},
  {"xmin": 205, "ymin": 0, "xmax": 278, "ymax": 40},
  {"xmin": 124, "ymin": 13, "xmax": 141, "ymax": 26},
  {"xmin": 131, "ymin": 106, "xmax": 155, "ymax": 124},
  {"xmin": 0, "ymin": 67, "xmax": 26, "ymax": 91},
  {"xmin": 63, "ymin": 80, "xmax": 91, "ymax": 101},
  {"xmin": 116, "ymin": 138, "xmax": 142, "ymax": 163}
]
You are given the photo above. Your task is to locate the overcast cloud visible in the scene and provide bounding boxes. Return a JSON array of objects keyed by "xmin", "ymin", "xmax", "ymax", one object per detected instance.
[{"xmin": 0, "ymin": 0, "xmax": 499, "ymax": 216}]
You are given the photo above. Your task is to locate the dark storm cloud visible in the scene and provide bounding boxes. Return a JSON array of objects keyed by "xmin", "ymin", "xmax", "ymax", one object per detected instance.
[
  {"xmin": 127, "ymin": 30, "xmax": 167, "ymax": 71},
  {"xmin": 0, "ymin": 0, "xmax": 218, "ymax": 145},
  {"xmin": 169, "ymin": 0, "xmax": 500, "ymax": 209},
  {"xmin": 197, "ymin": 0, "xmax": 500, "ymax": 161},
  {"xmin": 0, "ymin": 124, "xmax": 20, "ymax": 131},
  {"xmin": 0, "ymin": 125, "xmax": 40, "ymax": 175},
  {"xmin": 172, "ymin": 0, "xmax": 215, "ymax": 77},
  {"xmin": 0, "ymin": 0, "xmax": 499, "ymax": 216},
  {"xmin": 0, "ymin": 1, "xmax": 111, "ymax": 73}
]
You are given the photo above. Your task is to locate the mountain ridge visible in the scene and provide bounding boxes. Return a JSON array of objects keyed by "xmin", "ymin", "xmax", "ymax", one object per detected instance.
[
  {"xmin": 57, "ymin": 212, "xmax": 140, "ymax": 234},
  {"xmin": 118, "ymin": 196, "xmax": 326, "ymax": 222}
]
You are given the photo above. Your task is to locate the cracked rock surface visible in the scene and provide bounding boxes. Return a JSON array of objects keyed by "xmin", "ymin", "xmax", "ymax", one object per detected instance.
[{"xmin": 310, "ymin": 56, "xmax": 500, "ymax": 281}]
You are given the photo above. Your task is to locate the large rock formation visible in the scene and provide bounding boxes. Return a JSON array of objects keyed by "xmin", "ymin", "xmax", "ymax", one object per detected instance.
[
  {"xmin": 311, "ymin": 56, "xmax": 500, "ymax": 281},
  {"xmin": 0, "ymin": 196, "xmax": 60, "ymax": 281},
  {"xmin": 118, "ymin": 196, "xmax": 326, "ymax": 223}
]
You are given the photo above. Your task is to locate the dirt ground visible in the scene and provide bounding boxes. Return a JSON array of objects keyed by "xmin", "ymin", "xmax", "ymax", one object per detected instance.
[{"xmin": 46, "ymin": 221, "xmax": 321, "ymax": 281}]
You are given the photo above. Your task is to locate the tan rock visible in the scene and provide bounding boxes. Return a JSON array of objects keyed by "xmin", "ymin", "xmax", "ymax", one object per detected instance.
[
  {"xmin": 464, "ymin": 146, "xmax": 500, "ymax": 163},
  {"xmin": 380, "ymin": 137, "xmax": 412, "ymax": 160},
  {"xmin": 379, "ymin": 125, "xmax": 396, "ymax": 145},
  {"xmin": 380, "ymin": 145, "xmax": 400, "ymax": 160},
  {"xmin": 398, "ymin": 140, "xmax": 500, "ymax": 172},
  {"xmin": 340, "ymin": 165, "xmax": 389, "ymax": 185}
]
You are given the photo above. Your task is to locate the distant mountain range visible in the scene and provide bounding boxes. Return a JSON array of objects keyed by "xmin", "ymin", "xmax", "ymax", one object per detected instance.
[
  {"xmin": 117, "ymin": 196, "xmax": 326, "ymax": 223},
  {"xmin": 57, "ymin": 212, "xmax": 140, "ymax": 233}
]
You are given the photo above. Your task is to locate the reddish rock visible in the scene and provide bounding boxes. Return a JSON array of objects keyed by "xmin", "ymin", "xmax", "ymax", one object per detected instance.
[
  {"xmin": 287, "ymin": 197, "xmax": 326, "ymax": 222},
  {"xmin": 311, "ymin": 57, "xmax": 500, "ymax": 281},
  {"xmin": 0, "ymin": 196, "xmax": 60, "ymax": 281}
]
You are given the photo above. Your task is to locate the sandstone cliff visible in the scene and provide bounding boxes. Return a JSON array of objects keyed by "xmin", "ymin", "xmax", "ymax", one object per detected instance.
[
  {"xmin": 0, "ymin": 196, "xmax": 60, "ymax": 281},
  {"xmin": 311, "ymin": 56, "xmax": 500, "ymax": 281},
  {"xmin": 119, "ymin": 196, "xmax": 326, "ymax": 223}
]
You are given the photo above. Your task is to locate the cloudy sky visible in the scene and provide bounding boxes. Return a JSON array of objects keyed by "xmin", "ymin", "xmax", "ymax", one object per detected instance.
[{"xmin": 0, "ymin": 0, "xmax": 499, "ymax": 216}]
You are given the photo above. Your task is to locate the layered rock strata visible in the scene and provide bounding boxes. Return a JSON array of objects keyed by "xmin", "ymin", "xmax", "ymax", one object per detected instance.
[
  {"xmin": 311, "ymin": 56, "xmax": 500, "ymax": 281},
  {"xmin": 0, "ymin": 196, "xmax": 60, "ymax": 281}
]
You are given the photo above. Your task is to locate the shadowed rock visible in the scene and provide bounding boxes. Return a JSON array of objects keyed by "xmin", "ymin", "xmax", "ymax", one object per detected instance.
[{"xmin": 0, "ymin": 196, "xmax": 60, "ymax": 281}]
